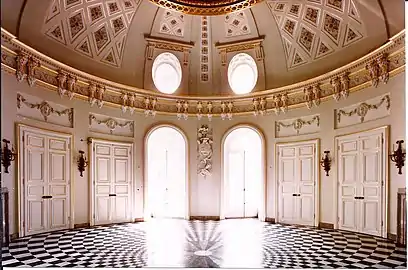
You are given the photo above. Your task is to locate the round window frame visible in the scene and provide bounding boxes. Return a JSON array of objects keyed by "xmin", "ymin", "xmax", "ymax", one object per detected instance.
[
  {"xmin": 227, "ymin": 53, "xmax": 258, "ymax": 95},
  {"xmin": 152, "ymin": 52, "xmax": 182, "ymax": 94}
]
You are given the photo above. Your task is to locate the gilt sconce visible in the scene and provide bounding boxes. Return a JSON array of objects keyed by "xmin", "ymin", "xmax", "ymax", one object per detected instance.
[
  {"xmin": 390, "ymin": 140, "xmax": 406, "ymax": 175},
  {"xmin": 1, "ymin": 139, "xmax": 17, "ymax": 173},
  {"xmin": 77, "ymin": 150, "xmax": 88, "ymax": 177},
  {"xmin": 320, "ymin": 150, "xmax": 332, "ymax": 176}
]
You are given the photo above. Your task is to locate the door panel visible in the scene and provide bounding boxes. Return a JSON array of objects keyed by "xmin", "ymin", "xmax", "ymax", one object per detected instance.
[
  {"xmin": 337, "ymin": 129, "xmax": 385, "ymax": 237},
  {"xmin": 278, "ymin": 142, "xmax": 316, "ymax": 226},
  {"xmin": 92, "ymin": 141, "xmax": 133, "ymax": 225},
  {"xmin": 22, "ymin": 128, "xmax": 71, "ymax": 236},
  {"xmin": 226, "ymin": 151, "xmax": 245, "ymax": 218}
]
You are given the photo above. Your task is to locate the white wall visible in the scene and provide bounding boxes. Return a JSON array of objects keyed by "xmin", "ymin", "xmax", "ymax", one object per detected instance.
[{"xmin": 1, "ymin": 70, "xmax": 405, "ymax": 236}]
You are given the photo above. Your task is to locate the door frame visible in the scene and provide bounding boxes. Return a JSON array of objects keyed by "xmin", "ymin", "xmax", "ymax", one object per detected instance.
[
  {"xmin": 89, "ymin": 137, "xmax": 134, "ymax": 226},
  {"xmin": 143, "ymin": 124, "xmax": 190, "ymax": 220},
  {"xmin": 220, "ymin": 124, "xmax": 267, "ymax": 221},
  {"xmin": 17, "ymin": 123, "xmax": 74, "ymax": 237},
  {"xmin": 275, "ymin": 138, "xmax": 320, "ymax": 227},
  {"xmin": 334, "ymin": 125, "xmax": 389, "ymax": 237}
]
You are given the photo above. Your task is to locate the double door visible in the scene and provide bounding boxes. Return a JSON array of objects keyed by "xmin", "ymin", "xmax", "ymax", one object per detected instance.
[
  {"xmin": 91, "ymin": 140, "xmax": 133, "ymax": 226},
  {"xmin": 277, "ymin": 140, "xmax": 318, "ymax": 226},
  {"xmin": 337, "ymin": 128, "xmax": 386, "ymax": 237},
  {"xmin": 19, "ymin": 125, "xmax": 72, "ymax": 236}
]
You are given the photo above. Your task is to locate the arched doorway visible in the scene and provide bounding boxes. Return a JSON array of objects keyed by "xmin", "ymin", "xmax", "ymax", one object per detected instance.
[
  {"xmin": 145, "ymin": 125, "xmax": 189, "ymax": 220},
  {"xmin": 221, "ymin": 126, "xmax": 265, "ymax": 220}
]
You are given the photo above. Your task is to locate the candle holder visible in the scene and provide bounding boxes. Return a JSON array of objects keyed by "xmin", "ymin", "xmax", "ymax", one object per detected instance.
[
  {"xmin": 390, "ymin": 140, "xmax": 406, "ymax": 175},
  {"xmin": 1, "ymin": 139, "xmax": 17, "ymax": 173},
  {"xmin": 320, "ymin": 150, "xmax": 332, "ymax": 176},
  {"xmin": 77, "ymin": 150, "xmax": 88, "ymax": 177}
]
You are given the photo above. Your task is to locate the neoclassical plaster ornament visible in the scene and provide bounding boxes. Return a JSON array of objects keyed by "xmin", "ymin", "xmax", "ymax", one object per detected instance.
[
  {"xmin": 272, "ymin": 93, "xmax": 289, "ymax": 114},
  {"xmin": 27, "ymin": 57, "xmax": 41, "ymax": 87},
  {"xmin": 220, "ymin": 101, "xmax": 233, "ymax": 120},
  {"xmin": 56, "ymin": 71, "xmax": 67, "ymax": 97},
  {"xmin": 276, "ymin": 115, "xmax": 320, "ymax": 135},
  {"xmin": 66, "ymin": 75, "xmax": 77, "ymax": 100},
  {"xmin": 89, "ymin": 83, "xmax": 105, "ymax": 108},
  {"xmin": 378, "ymin": 54, "xmax": 390, "ymax": 84},
  {"xmin": 176, "ymin": 100, "xmax": 188, "ymax": 120},
  {"xmin": 253, "ymin": 97, "xmax": 267, "ymax": 116},
  {"xmin": 16, "ymin": 53, "xmax": 40, "ymax": 86},
  {"xmin": 144, "ymin": 97, "xmax": 157, "ymax": 117},
  {"xmin": 16, "ymin": 52, "xmax": 28, "ymax": 82},
  {"xmin": 196, "ymin": 101, "xmax": 203, "ymax": 120},
  {"xmin": 206, "ymin": 101, "xmax": 213, "ymax": 121},
  {"xmin": 337, "ymin": 94, "xmax": 391, "ymax": 123},
  {"xmin": 17, "ymin": 93, "xmax": 73, "ymax": 125},
  {"xmin": 366, "ymin": 59, "xmax": 380, "ymax": 87},
  {"xmin": 89, "ymin": 114, "xmax": 133, "ymax": 134},
  {"xmin": 121, "ymin": 92, "xmax": 129, "ymax": 113},
  {"xmin": 330, "ymin": 74, "xmax": 350, "ymax": 102},
  {"xmin": 197, "ymin": 125, "xmax": 213, "ymax": 177}
]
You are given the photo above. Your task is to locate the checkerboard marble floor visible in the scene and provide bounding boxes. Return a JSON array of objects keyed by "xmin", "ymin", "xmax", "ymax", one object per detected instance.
[{"xmin": 2, "ymin": 219, "xmax": 407, "ymax": 268}]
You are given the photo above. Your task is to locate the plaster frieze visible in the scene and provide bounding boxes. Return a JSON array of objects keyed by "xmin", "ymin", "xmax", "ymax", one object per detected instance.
[
  {"xmin": 89, "ymin": 113, "xmax": 134, "ymax": 137},
  {"xmin": 275, "ymin": 115, "xmax": 320, "ymax": 137},
  {"xmin": 17, "ymin": 93, "xmax": 73, "ymax": 127},
  {"xmin": 197, "ymin": 125, "xmax": 213, "ymax": 177},
  {"xmin": 336, "ymin": 94, "xmax": 391, "ymax": 127},
  {"xmin": 1, "ymin": 28, "xmax": 405, "ymax": 118}
]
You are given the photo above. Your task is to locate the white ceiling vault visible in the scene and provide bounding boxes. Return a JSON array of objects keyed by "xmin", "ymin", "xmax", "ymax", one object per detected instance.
[
  {"xmin": 267, "ymin": 0, "xmax": 366, "ymax": 69},
  {"xmin": 42, "ymin": 0, "xmax": 141, "ymax": 67}
]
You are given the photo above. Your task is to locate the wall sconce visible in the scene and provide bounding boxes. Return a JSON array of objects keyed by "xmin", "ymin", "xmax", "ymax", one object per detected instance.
[
  {"xmin": 390, "ymin": 140, "xmax": 406, "ymax": 175},
  {"xmin": 77, "ymin": 150, "xmax": 88, "ymax": 177},
  {"xmin": 1, "ymin": 139, "xmax": 17, "ymax": 174},
  {"xmin": 320, "ymin": 150, "xmax": 332, "ymax": 176}
]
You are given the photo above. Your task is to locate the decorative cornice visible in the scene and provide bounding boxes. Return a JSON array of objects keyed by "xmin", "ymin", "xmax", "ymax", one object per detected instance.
[
  {"xmin": 1, "ymin": 28, "xmax": 405, "ymax": 118},
  {"xmin": 215, "ymin": 36, "xmax": 264, "ymax": 52},
  {"xmin": 337, "ymin": 95, "xmax": 391, "ymax": 124}
]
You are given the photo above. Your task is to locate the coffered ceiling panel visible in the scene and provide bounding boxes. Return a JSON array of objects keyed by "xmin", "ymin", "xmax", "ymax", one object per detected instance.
[
  {"xmin": 42, "ymin": 0, "xmax": 141, "ymax": 68},
  {"xmin": 267, "ymin": 0, "xmax": 366, "ymax": 69}
]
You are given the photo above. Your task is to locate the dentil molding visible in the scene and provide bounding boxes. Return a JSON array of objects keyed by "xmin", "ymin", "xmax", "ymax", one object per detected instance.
[{"xmin": 1, "ymin": 28, "xmax": 405, "ymax": 119}]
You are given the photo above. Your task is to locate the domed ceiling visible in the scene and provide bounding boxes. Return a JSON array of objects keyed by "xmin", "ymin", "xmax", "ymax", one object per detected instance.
[{"xmin": 1, "ymin": 0, "xmax": 404, "ymax": 96}]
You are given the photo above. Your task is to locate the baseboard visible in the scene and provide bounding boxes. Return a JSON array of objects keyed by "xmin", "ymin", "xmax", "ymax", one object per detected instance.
[
  {"xmin": 265, "ymin": 217, "xmax": 275, "ymax": 223},
  {"xmin": 134, "ymin": 218, "xmax": 144, "ymax": 222},
  {"xmin": 10, "ymin": 233, "xmax": 18, "ymax": 241},
  {"xmin": 387, "ymin": 233, "xmax": 397, "ymax": 241},
  {"xmin": 318, "ymin": 222, "xmax": 334, "ymax": 229},
  {"xmin": 190, "ymin": 216, "xmax": 220, "ymax": 221},
  {"xmin": 74, "ymin": 223, "xmax": 90, "ymax": 229}
]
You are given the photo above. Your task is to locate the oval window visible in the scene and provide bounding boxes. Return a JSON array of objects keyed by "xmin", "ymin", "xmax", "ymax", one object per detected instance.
[
  {"xmin": 152, "ymin": 53, "xmax": 182, "ymax": 94},
  {"xmin": 227, "ymin": 53, "xmax": 258, "ymax": 94}
]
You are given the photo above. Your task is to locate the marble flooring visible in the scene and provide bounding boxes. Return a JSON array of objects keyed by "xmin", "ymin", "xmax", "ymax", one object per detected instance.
[{"xmin": 1, "ymin": 219, "xmax": 407, "ymax": 268}]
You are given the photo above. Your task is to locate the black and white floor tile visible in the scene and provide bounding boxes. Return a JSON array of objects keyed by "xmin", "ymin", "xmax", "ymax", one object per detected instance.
[{"xmin": 2, "ymin": 219, "xmax": 407, "ymax": 268}]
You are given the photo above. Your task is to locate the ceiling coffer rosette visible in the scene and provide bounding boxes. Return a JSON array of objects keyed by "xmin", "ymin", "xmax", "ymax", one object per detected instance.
[{"xmin": 148, "ymin": 0, "xmax": 264, "ymax": 15}]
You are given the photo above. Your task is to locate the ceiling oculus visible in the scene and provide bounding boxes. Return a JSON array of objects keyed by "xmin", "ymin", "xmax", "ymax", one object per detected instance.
[
  {"xmin": 148, "ymin": 0, "xmax": 264, "ymax": 15},
  {"xmin": 152, "ymin": 53, "xmax": 182, "ymax": 94},
  {"xmin": 228, "ymin": 53, "xmax": 258, "ymax": 95}
]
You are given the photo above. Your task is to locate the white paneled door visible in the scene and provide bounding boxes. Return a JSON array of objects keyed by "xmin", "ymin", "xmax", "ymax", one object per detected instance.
[
  {"xmin": 19, "ymin": 125, "xmax": 72, "ymax": 237},
  {"xmin": 91, "ymin": 139, "xmax": 133, "ymax": 226},
  {"xmin": 277, "ymin": 140, "xmax": 318, "ymax": 226},
  {"xmin": 336, "ymin": 128, "xmax": 387, "ymax": 237}
]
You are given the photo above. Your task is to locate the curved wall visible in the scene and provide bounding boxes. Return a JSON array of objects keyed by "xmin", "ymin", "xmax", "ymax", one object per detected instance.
[{"xmin": 1, "ymin": 70, "xmax": 405, "ymax": 237}]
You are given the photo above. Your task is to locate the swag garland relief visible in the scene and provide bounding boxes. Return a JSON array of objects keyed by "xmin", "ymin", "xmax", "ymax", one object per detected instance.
[
  {"xmin": 336, "ymin": 94, "xmax": 391, "ymax": 128},
  {"xmin": 275, "ymin": 114, "xmax": 320, "ymax": 137},
  {"xmin": 89, "ymin": 113, "xmax": 134, "ymax": 137},
  {"xmin": 16, "ymin": 93, "xmax": 74, "ymax": 127},
  {"xmin": 197, "ymin": 125, "xmax": 213, "ymax": 177}
]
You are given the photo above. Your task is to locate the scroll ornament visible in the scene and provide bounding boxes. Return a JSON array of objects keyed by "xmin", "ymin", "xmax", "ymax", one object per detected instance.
[
  {"xmin": 197, "ymin": 125, "xmax": 213, "ymax": 177},
  {"xmin": 337, "ymin": 95, "xmax": 390, "ymax": 123},
  {"xmin": 276, "ymin": 115, "xmax": 320, "ymax": 134},
  {"xmin": 17, "ymin": 93, "xmax": 73, "ymax": 125}
]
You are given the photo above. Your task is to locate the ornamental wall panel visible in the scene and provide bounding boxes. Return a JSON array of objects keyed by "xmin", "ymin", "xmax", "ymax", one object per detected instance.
[
  {"xmin": 335, "ymin": 93, "xmax": 391, "ymax": 129},
  {"xmin": 89, "ymin": 113, "xmax": 134, "ymax": 137},
  {"xmin": 275, "ymin": 114, "xmax": 320, "ymax": 137},
  {"xmin": 17, "ymin": 93, "xmax": 74, "ymax": 128}
]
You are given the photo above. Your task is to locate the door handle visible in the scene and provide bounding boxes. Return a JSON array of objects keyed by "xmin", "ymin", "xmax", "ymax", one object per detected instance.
[
  {"xmin": 354, "ymin": 196, "xmax": 364, "ymax": 200},
  {"xmin": 42, "ymin": 195, "xmax": 52, "ymax": 199},
  {"xmin": 292, "ymin": 194, "xmax": 300, "ymax": 197},
  {"xmin": 109, "ymin": 194, "xmax": 116, "ymax": 197}
]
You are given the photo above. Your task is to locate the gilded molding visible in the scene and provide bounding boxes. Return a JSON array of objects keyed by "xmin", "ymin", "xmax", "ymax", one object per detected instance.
[
  {"xmin": 1, "ymin": 27, "xmax": 405, "ymax": 118},
  {"xmin": 17, "ymin": 93, "xmax": 73, "ymax": 125},
  {"xmin": 276, "ymin": 115, "xmax": 320, "ymax": 135},
  {"xmin": 337, "ymin": 95, "xmax": 391, "ymax": 123},
  {"xmin": 148, "ymin": 0, "xmax": 265, "ymax": 16},
  {"xmin": 89, "ymin": 114, "xmax": 134, "ymax": 133}
]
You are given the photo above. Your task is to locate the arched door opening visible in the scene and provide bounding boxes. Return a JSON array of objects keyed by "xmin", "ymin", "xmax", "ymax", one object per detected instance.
[
  {"xmin": 221, "ymin": 126, "xmax": 265, "ymax": 220},
  {"xmin": 145, "ymin": 126, "xmax": 188, "ymax": 220}
]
